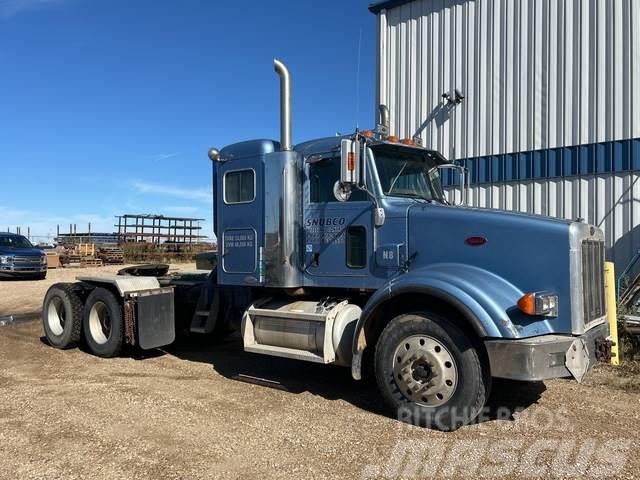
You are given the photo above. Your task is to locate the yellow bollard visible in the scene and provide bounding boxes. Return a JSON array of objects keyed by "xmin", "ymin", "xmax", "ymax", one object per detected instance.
[{"xmin": 604, "ymin": 262, "xmax": 620, "ymax": 365}]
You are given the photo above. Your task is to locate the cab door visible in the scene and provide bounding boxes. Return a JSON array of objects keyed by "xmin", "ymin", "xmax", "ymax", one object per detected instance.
[
  {"xmin": 303, "ymin": 154, "xmax": 372, "ymax": 282},
  {"xmin": 217, "ymin": 159, "xmax": 263, "ymax": 286}
]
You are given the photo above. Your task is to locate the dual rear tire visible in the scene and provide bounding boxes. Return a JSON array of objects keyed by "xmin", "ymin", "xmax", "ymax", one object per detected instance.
[
  {"xmin": 82, "ymin": 287, "xmax": 124, "ymax": 358},
  {"xmin": 42, "ymin": 283, "xmax": 83, "ymax": 349},
  {"xmin": 42, "ymin": 285, "xmax": 123, "ymax": 357}
]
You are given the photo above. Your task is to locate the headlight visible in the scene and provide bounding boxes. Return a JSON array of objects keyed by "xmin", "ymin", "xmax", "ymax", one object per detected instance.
[
  {"xmin": 41, "ymin": 256, "xmax": 48, "ymax": 265},
  {"xmin": 0, "ymin": 256, "xmax": 12, "ymax": 264},
  {"xmin": 517, "ymin": 291, "xmax": 559, "ymax": 317}
]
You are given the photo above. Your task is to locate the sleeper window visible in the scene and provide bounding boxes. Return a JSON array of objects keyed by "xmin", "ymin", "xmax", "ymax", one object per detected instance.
[{"xmin": 224, "ymin": 170, "xmax": 255, "ymax": 204}]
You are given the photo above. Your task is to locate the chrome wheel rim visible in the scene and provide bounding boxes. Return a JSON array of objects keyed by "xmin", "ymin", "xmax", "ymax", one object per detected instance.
[
  {"xmin": 89, "ymin": 301, "xmax": 111, "ymax": 345},
  {"xmin": 47, "ymin": 297, "xmax": 65, "ymax": 336},
  {"xmin": 392, "ymin": 335, "xmax": 458, "ymax": 407}
]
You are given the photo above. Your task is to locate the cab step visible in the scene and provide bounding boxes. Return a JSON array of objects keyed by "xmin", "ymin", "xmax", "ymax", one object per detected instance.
[{"xmin": 189, "ymin": 281, "xmax": 220, "ymax": 334}]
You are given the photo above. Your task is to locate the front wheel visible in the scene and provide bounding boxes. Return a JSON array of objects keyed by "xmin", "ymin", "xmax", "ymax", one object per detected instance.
[{"xmin": 374, "ymin": 311, "xmax": 488, "ymax": 431}]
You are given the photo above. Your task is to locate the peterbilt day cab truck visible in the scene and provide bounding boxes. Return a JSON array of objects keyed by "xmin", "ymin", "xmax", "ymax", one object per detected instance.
[{"xmin": 42, "ymin": 60, "xmax": 612, "ymax": 430}]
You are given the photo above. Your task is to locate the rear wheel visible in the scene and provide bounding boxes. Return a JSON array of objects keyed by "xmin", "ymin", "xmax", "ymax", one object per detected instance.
[
  {"xmin": 374, "ymin": 311, "xmax": 488, "ymax": 431},
  {"xmin": 42, "ymin": 283, "xmax": 83, "ymax": 349},
  {"xmin": 82, "ymin": 287, "xmax": 124, "ymax": 358}
]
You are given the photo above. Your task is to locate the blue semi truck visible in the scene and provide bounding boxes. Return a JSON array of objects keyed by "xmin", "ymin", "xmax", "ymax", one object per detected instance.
[{"xmin": 42, "ymin": 60, "xmax": 613, "ymax": 430}]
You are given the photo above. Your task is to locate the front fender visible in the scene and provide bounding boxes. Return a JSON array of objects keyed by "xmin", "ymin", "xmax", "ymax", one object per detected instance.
[{"xmin": 351, "ymin": 263, "xmax": 527, "ymax": 380}]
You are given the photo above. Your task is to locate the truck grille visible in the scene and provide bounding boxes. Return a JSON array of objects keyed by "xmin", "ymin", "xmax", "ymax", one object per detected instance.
[
  {"xmin": 14, "ymin": 256, "xmax": 42, "ymax": 264},
  {"xmin": 582, "ymin": 239, "xmax": 606, "ymax": 324}
]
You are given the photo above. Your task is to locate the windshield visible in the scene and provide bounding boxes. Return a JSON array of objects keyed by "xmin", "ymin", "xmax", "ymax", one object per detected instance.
[
  {"xmin": 372, "ymin": 146, "xmax": 445, "ymax": 202},
  {"xmin": 0, "ymin": 235, "xmax": 33, "ymax": 249}
]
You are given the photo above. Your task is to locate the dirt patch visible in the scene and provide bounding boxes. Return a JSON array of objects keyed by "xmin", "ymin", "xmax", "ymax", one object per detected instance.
[
  {"xmin": 585, "ymin": 361, "xmax": 640, "ymax": 394},
  {"xmin": 0, "ymin": 267, "xmax": 639, "ymax": 479}
]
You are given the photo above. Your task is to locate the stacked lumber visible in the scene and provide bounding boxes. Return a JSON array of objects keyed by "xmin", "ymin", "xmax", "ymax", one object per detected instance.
[
  {"xmin": 98, "ymin": 246, "xmax": 124, "ymax": 265},
  {"xmin": 78, "ymin": 243, "xmax": 96, "ymax": 257},
  {"xmin": 59, "ymin": 243, "xmax": 103, "ymax": 268}
]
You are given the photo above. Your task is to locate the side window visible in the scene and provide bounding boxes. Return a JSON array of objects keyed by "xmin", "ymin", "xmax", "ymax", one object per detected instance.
[
  {"xmin": 224, "ymin": 169, "xmax": 255, "ymax": 204},
  {"xmin": 309, "ymin": 157, "xmax": 367, "ymax": 203},
  {"xmin": 346, "ymin": 225, "xmax": 367, "ymax": 269}
]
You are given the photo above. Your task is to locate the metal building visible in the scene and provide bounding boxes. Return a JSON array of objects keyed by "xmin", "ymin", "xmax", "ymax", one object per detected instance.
[{"xmin": 370, "ymin": 0, "xmax": 640, "ymax": 271}]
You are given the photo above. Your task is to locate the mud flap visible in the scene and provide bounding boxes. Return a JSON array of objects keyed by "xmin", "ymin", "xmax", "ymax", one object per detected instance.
[
  {"xmin": 134, "ymin": 288, "xmax": 176, "ymax": 350},
  {"xmin": 565, "ymin": 338, "xmax": 589, "ymax": 383}
]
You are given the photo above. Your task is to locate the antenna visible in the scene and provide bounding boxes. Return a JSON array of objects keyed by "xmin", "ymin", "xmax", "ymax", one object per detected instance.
[{"xmin": 355, "ymin": 28, "xmax": 362, "ymax": 130}]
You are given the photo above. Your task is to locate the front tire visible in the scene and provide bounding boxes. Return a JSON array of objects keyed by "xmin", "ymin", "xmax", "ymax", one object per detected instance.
[
  {"xmin": 82, "ymin": 287, "xmax": 124, "ymax": 358},
  {"xmin": 374, "ymin": 311, "xmax": 487, "ymax": 431}
]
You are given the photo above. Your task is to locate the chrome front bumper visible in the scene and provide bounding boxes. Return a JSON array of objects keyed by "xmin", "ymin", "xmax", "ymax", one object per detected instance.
[{"xmin": 484, "ymin": 322, "xmax": 610, "ymax": 382}]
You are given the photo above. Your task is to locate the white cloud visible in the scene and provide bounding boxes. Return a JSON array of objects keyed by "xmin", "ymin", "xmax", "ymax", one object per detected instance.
[
  {"xmin": 131, "ymin": 180, "xmax": 211, "ymax": 204},
  {"xmin": 152, "ymin": 152, "xmax": 180, "ymax": 161},
  {"xmin": 0, "ymin": 206, "xmax": 115, "ymax": 241},
  {"xmin": 0, "ymin": 0, "xmax": 68, "ymax": 19}
]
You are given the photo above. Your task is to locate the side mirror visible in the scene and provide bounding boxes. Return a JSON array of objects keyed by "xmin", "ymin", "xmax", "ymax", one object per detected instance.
[
  {"xmin": 437, "ymin": 163, "xmax": 469, "ymax": 206},
  {"xmin": 340, "ymin": 139, "xmax": 361, "ymax": 185}
]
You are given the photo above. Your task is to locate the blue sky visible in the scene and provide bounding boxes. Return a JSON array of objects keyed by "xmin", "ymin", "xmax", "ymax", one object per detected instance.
[{"xmin": 0, "ymin": 0, "xmax": 377, "ymax": 241}]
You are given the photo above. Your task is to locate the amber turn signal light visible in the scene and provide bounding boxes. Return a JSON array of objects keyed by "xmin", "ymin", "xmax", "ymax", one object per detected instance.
[
  {"xmin": 517, "ymin": 291, "xmax": 559, "ymax": 317},
  {"xmin": 517, "ymin": 293, "xmax": 536, "ymax": 315}
]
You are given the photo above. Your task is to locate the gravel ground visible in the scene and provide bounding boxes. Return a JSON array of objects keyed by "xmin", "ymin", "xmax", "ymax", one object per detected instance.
[{"xmin": 0, "ymin": 266, "xmax": 639, "ymax": 479}]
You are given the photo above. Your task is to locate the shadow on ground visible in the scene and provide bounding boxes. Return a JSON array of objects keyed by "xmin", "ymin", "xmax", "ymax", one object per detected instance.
[
  {"xmin": 164, "ymin": 332, "xmax": 546, "ymax": 425},
  {"xmin": 17, "ymin": 311, "xmax": 545, "ymax": 427}
]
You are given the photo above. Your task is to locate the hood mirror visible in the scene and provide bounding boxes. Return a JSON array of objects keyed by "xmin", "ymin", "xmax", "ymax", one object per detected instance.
[{"xmin": 333, "ymin": 181, "xmax": 352, "ymax": 202}]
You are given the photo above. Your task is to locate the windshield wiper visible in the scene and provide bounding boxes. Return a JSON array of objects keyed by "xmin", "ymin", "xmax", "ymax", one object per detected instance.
[
  {"xmin": 388, "ymin": 192, "xmax": 432, "ymax": 202},
  {"xmin": 431, "ymin": 196, "xmax": 449, "ymax": 205},
  {"xmin": 387, "ymin": 161, "xmax": 408, "ymax": 194}
]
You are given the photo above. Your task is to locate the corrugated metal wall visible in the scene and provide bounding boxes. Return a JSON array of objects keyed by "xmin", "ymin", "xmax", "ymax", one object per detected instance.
[
  {"xmin": 376, "ymin": 0, "xmax": 640, "ymax": 160},
  {"xmin": 445, "ymin": 173, "xmax": 640, "ymax": 270},
  {"xmin": 376, "ymin": 0, "xmax": 640, "ymax": 271}
]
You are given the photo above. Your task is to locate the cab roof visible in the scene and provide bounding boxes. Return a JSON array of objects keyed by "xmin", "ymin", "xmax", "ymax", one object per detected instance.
[
  {"xmin": 294, "ymin": 135, "xmax": 449, "ymax": 165},
  {"xmin": 368, "ymin": 0, "xmax": 416, "ymax": 14},
  {"xmin": 219, "ymin": 136, "xmax": 449, "ymax": 165}
]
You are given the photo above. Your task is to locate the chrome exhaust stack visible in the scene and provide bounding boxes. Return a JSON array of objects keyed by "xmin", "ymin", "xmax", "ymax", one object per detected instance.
[
  {"xmin": 274, "ymin": 59, "xmax": 292, "ymax": 151},
  {"xmin": 377, "ymin": 104, "xmax": 390, "ymax": 136}
]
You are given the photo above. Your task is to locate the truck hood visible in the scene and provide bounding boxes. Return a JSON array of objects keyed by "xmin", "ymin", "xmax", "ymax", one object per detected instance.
[
  {"xmin": 0, "ymin": 247, "xmax": 43, "ymax": 256},
  {"xmin": 407, "ymin": 203, "xmax": 575, "ymax": 334}
]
